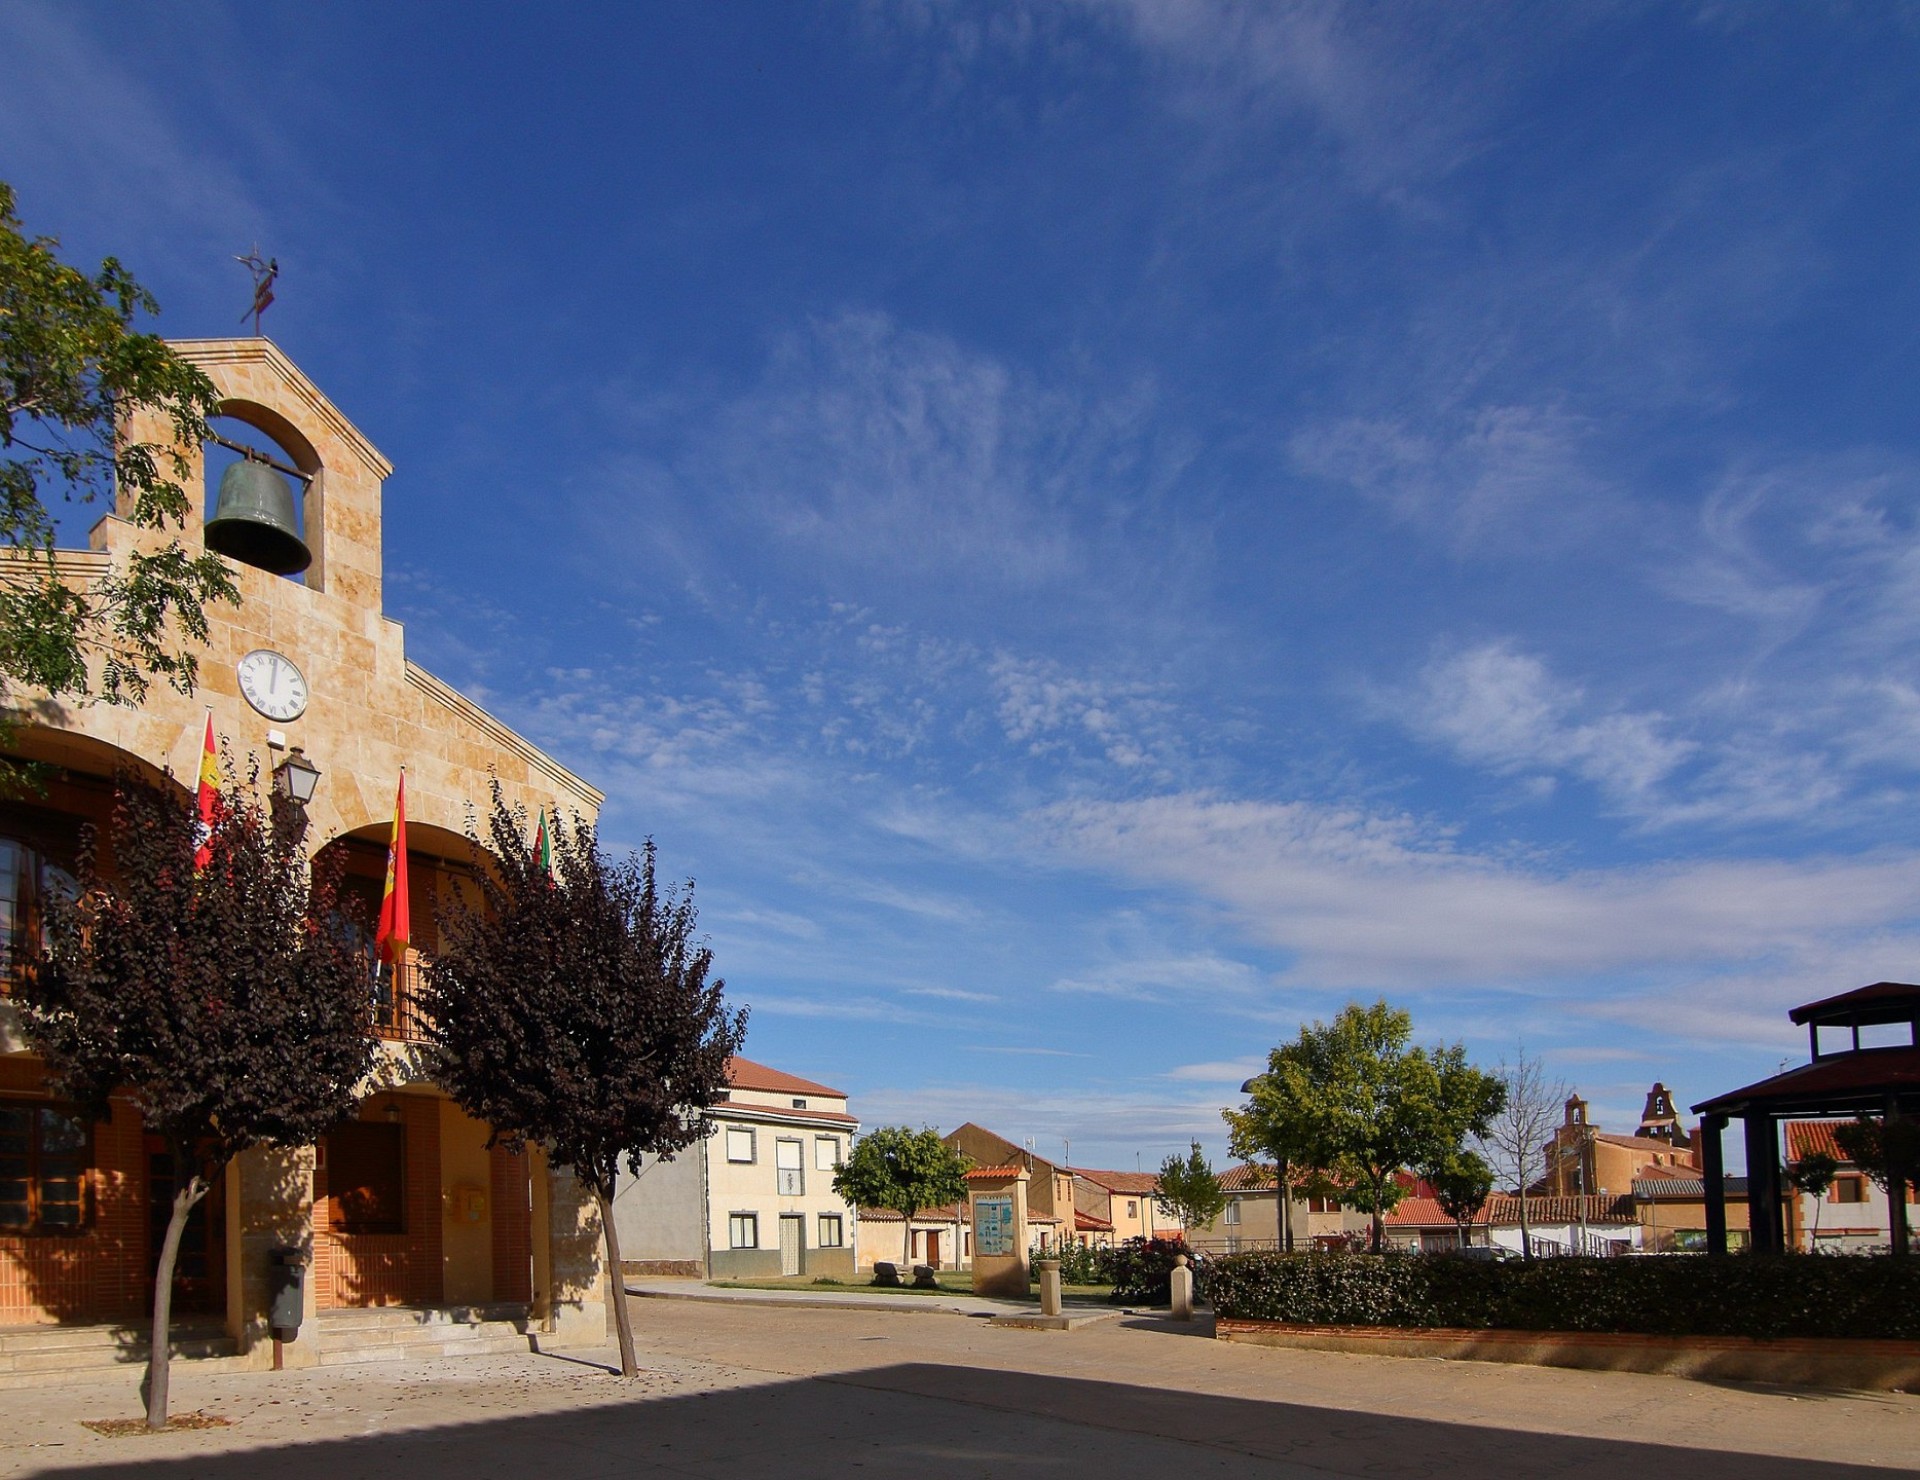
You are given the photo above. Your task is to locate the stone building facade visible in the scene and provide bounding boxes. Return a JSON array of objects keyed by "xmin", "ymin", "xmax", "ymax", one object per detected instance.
[{"xmin": 0, "ymin": 339, "xmax": 608, "ymax": 1360}]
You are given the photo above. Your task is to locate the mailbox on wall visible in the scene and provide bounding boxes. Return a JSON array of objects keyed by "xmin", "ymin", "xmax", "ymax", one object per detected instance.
[{"xmin": 447, "ymin": 1183, "xmax": 488, "ymax": 1224}]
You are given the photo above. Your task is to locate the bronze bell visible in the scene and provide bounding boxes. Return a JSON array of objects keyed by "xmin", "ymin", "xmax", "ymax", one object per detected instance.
[{"xmin": 204, "ymin": 458, "xmax": 312, "ymax": 575}]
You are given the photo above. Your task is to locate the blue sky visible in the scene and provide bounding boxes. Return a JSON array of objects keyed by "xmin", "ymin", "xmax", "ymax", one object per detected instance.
[{"xmin": 7, "ymin": 2, "xmax": 1920, "ymax": 1172}]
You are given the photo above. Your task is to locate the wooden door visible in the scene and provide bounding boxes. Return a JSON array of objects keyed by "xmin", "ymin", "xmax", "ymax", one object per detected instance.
[
  {"xmin": 778, "ymin": 1215, "xmax": 803, "ymax": 1276},
  {"xmin": 925, "ymin": 1230, "xmax": 941, "ymax": 1269}
]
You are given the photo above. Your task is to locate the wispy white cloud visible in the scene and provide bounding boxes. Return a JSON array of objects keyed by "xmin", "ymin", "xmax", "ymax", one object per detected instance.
[
  {"xmin": 1403, "ymin": 642, "xmax": 1694, "ymax": 809},
  {"xmin": 1162, "ymin": 1057, "xmax": 1265, "ymax": 1084}
]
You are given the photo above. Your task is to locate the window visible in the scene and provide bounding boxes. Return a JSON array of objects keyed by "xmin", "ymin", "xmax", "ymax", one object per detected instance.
[
  {"xmin": 791, "ymin": 1098, "xmax": 807, "ymax": 1109},
  {"xmin": 776, "ymin": 1138, "xmax": 804, "ymax": 1195},
  {"xmin": 815, "ymin": 1136, "xmax": 841, "ymax": 1171},
  {"xmin": 1833, "ymin": 1176, "xmax": 1867, "ymax": 1204},
  {"xmin": 729, "ymin": 1212, "xmax": 758, "ymax": 1249},
  {"xmin": 726, "ymin": 1126, "xmax": 755, "ymax": 1163},
  {"xmin": 0, "ymin": 834, "xmax": 78, "ymax": 983},
  {"xmin": 1126, "ymin": 1200, "xmax": 1138, "ymax": 1218},
  {"xmin": 328, "ymin": 1122, "xmax": 406, "ymax": 1234},
  {"xmin": 0, "ymin": 1101, "xmax": 89, "ymax": 1232},
  {"xmin": 818, "ymin": 1214, "xmax": 844, "ymax": 1247},
  {"xmin": 1223, "ymin": 1200, "xmax": 1240, "ymax": 1226},
  {"xmin": 1309, "ymin": 1195, "xmax": 1341, "ymax": 1214}
]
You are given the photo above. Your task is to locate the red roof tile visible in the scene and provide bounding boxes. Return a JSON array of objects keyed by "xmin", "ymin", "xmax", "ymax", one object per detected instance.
[
  {"xmin": 964, "ymin": 1165, "xmax": 1023, "ymax": 1180},
  {"xmin": 1071, "ymin": 1168, "xmax": 1161, "ymax": 1195},
  {"xmin": 1074, "ymin": 1209, "xmax": 1113, "ymax": 1231},
  {"xmin": 725, "ymin": 1056, "xmax": 846, "ymax": 1099},
  {"xmin": 1220, "ymin": 1162, "xmax": 1277, "ymax": 1192},
  {"xmin": 1786, "ymin": 1120, "xmax": 1851, "ymax": 1161}
]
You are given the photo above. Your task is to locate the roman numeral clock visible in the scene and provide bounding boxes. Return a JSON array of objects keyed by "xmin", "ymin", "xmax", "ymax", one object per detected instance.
[{"xmin": 236, "ymin": 648, "xmax": 310, "ymax": 722}]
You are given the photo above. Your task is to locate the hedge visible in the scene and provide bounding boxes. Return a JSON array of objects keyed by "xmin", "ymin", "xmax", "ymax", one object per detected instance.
[{"xmin": 1205, "ymin": 1251, "xmax": 1920, "ymax": 1342}]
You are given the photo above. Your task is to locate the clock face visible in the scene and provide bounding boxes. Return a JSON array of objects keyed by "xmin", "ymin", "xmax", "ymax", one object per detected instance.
[{"xmin": 236, "ymin": 648, "xmax": 309, "ymax": 722}]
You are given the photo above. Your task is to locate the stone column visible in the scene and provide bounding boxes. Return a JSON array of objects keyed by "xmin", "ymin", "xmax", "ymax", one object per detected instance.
[
  {"xmin": 534, "ymin": 1150, "xmax": 607, "ymax": 1346},
  {"xmin": 967, "ymin": 1168, "xmax": 1030, "ymax": 1298},
  {"xmin": 226, "ymin": 1143, "xmax": 318, "ymax": 1368},
  {"xmin": 1036, "ymin": 1259, "xmax": 1061, "ymax": 1316},
  {"xmin": 1170, "ymin": 1254, "xmax": 1194, "ymax": 1321}
]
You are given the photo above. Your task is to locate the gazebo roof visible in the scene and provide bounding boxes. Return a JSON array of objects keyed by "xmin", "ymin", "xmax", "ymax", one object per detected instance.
[
  {"xmin": 1787, "ymin": 980, "xmax": 1920, "ymax": 1029},
  {"xmin": 1691, "ymin": 1045, "xmax": 1920, "ymax": 1118}
]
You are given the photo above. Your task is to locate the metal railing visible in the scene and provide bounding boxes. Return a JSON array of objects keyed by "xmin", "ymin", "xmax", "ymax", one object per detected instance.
[{"xmin": 371, "ymin": 958, "xmax": 433, "ymax": 1043}]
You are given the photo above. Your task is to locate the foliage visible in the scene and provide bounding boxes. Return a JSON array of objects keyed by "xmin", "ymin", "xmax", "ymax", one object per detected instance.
[
  {"xmin": 1788, "ymin": 1150, "xmax": 1840, "ymax": 1251},
  {"xmin": 1155, "ymin": 1141, "xmax": 1226, "ymax": 1232},
  {"xmin": 1205, "ymin": 1249, "xmax": 1920, "ymax": 1341},
  {"xmin": 17, "ymin": 769, "xmax": 374, "ymax": 1426},
  {"xmin": 1030, "ymin": 1238, "xmax": 1107, "ymax": 1286},
  {"xmin": 1224, "ymin": 1037, "xmax": 1321, "ymax": 1251},
  {"xmin": 831, "ymin": 1126, "xmax": 971, "ymax": 1267},
  {"xmin": 1475, "ymin": 1044, "xmax": 1566, "ymax": 1261},
  {"xmin": 1425, "ymin": 1148, "xmax": 1495, "ymax": 1240},
  {"xmin": 0, "ymin": 182, "xmax": 239, "ymax": 786},
  {"xmin": 1104, "ymin": 1236, "xmax": 1207, "ymax": 1306},
  {"xmin": 417, "ymin": 783, "xmax": 746, "ymax": 1376},
  {"xmin": 1834, "ymin": 1115, "xmax": 1920, "ymax": 1203},
  {"xmin": 1244, "ymin": 1001, "xmax": 1506, "ymax": 1252}
]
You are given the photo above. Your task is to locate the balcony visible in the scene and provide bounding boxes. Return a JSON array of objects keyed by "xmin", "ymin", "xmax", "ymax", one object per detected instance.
[{"xmin": 371, "ymin": 958, "xmax": 433, "ymax": 1044}]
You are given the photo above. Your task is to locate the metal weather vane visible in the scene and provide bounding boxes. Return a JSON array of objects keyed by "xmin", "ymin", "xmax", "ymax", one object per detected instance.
[{"xmin": 235, "ymin": 247, "xmax": 279, "ymax": 336}]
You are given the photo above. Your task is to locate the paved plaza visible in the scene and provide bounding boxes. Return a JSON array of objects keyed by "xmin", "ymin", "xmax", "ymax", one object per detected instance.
[{"xmin": 1, "ymin": 1297, "xmax": 1915, "ymax": 1479}]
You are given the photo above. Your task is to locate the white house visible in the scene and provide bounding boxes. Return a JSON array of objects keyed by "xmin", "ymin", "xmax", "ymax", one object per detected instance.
[{"xmin": 611, "ymin": 1057, "xmax": 860, "ymax": 1279}]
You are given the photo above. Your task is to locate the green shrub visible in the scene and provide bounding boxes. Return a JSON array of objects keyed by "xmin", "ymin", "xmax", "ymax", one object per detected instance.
[
  {"xmin": 1205, "ymin": 1251, "xmax": 1920, "ymax": 1341},
  {"xmin": 1103, "ymin": 1237, "xmax": 1207, "ymax": 1306},
  {"xmin": 1028, "ymin": 1240, "xmax": 1107, "ymax": 1286}
]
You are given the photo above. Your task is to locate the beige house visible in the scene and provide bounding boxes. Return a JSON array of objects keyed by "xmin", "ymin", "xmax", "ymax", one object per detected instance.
[
  {"xmin": 1070, "ymin": 1168, "xmax": 1171, "ymax": 1243},
  {"xmin": 0, "ymin": 340, "xmax": 609, "ymax": 1366},
  {"xmin": 854, "ymin": 1203, "xmax": 970, "ymax": 1271},
  {"xmin": 1187, "ymin": 1163, "xmax": 1373, "ymax": 1253},
  {"xmin": 613, "ymin": 1057, "xmax": 859, "ymax": 1280},
  {"xmin": 944, "ymin": 1123, "xmax": 1081, "ymax": 1251}
]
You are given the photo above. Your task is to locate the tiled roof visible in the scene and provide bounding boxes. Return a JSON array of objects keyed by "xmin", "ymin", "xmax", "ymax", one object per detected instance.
[
  {"xmin": 1786, "ymin": 1120, "xmax": 1849, "ymax": 1161},
  {"xmin": 1634, "ymin": 1176, "xmax": 1749, "ymax": 1200},
  {"xmin": 964, "ymin": 1165, "xmax": 1023, "ymax": 1180},
  {"xmin": 857, "ymin": 1203, "xmax": 967, "ymax": 1223},
  {"xmin": 1593, "ymin": 1132, "xmax": 1688, "ymax": 1152},
  {"xmin": 709, "ymin": 1102, "xmax": 858, "ymax": 1128},
  {"xmin": 1071, "ymin": 1168, "xmax": 1162, "ymax": 1194},
  {"xmin": 1631, "ymin": 1163, "xmax": 1698, "ymax": 1181},
  {"xmin": 726, "ymin": 1056, "xmax": 847, "ymax": 1099},
  {"xmin": 1385, "ymin": 1193, "xmax": 1637, "ymax": 1228},
  {"xmin": 1074, "ymin": 1209, "xmax": 1113, "ymax": 1232},
  {"xmin": 1220, "ymin": 1163, "xmax": 1277, "ymax": 1192}
]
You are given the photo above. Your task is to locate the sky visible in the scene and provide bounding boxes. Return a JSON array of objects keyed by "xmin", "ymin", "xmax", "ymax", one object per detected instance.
[{"xmin": 6, "ymin": 1, "xmax": 1920, "ymax": 1174}]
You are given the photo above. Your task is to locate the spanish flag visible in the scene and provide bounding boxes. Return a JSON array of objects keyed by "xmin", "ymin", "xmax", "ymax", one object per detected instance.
[
  {"xmin": 192, "ymin": 714, "xmax": 220, "ymax": 871},
  {"xmin": 375, "ymin": 771, "xmax": 410, "ymax": 966}
]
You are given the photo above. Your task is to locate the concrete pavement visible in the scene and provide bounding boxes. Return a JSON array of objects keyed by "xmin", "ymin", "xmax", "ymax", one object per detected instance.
[{"xmin": 0, "ymin": 1294, "xmax": 1912, "ymax": 1478}]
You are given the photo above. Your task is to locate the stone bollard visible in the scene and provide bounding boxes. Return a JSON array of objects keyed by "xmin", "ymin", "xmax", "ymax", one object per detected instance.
[
  {"xmin": 1036, "ymin": 1258, "xmax": 1062, "ymax": 1317},
  {"xmin": 1170, "ymin": 1253, "xmax": 1194, "ymax": 1321}
]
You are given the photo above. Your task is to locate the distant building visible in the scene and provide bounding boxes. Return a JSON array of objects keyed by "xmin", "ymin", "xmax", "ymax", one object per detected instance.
[
  {"xmin": 1385, "ymin": 1194, "xmax": 1641, "ymax": 1256},
  {"xmin": 1186, "ymin": 1163, "xmax": 1371, "ymax": 1254},
  {"xmin": 1070, "ymin": 1168, "xmax": 1172, "ymax": 1243},
  {"xmin": 1786, "ymin": 1120, "xmax": 1916, "ymax": 1253},
  {"xmin": 612, "ymin": 1056, "xmax": 860, "ymax": 1280},
  {"xmin": 1543, "ymin": 1086, "xmax": 1701, "ymax": 1197}
]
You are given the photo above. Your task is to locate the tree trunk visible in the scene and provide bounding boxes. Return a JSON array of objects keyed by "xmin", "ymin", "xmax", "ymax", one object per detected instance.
[
  {"xmin": 593, "ymin": 1181, "xmax": 638, "ymax": 1378},
  {"xmin": 145, "ymin": 1143, "xmax": 208, "ymax": 1430},
  {"xmin": 1518, "ymin": 1187, "xmax": 1532, "ymax": 1262}
]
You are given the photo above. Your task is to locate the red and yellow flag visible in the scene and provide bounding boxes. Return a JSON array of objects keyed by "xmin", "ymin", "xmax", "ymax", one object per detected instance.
[
  {"xmin": 375, "ymin": 771, "xmax": 410, "ymax": 965},
  {"xmin": 192, "ymin": 714, "xmax": 220, "ymax": 871},
  {"xmin": 533, "ymin": 807, "xmax": 551, "ymax": 877}
]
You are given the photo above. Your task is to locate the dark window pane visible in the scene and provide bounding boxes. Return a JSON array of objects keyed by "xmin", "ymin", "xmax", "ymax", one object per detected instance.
[{"xmin": 328, "ymin": 1121, "xmax": 405, "ymax": 1234}]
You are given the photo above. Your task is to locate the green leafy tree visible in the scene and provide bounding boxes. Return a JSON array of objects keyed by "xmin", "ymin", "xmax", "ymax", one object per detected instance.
[
  {"xmin": 1260, "ymin": 1001, "xmax": 1506, "ymax": 1252},
  {"xmin": 418, "ymin": 785, "xmax": 747, "ymax": 1377},
  {"xmin": 1224, "ymin": 1036, "xmax": 1322, "ymax": 1252},
  {"xmin": 1425, "ymin": 1148, "xmax": 1495, "ymax": 1248},
  {"xmin": 1834, "ymin": 1115, "xmax": 1919, "ymax": 1257},
  {"xmin": 1155, "ymin": 1141, "xmax": 1226, "ymax": 1233},
  {"xmin": 17, "ymin": 770, "xmax": 374, "ymax": 1429},
  {"xmin": 0, "ymin": 183, "xmax": 239, "ymax": 788},
  {"xmin": 831, "ymin": 1126, "xmax": 972, "ymax": 1268},
  {"xmin": 1787, "ymin": 1150, "xmax": 1839, "ymax": 1252}
]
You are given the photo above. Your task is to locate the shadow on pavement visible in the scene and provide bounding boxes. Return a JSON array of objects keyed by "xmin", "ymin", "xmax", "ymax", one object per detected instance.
[{"xmin": 37, "ymin": 1361, "xmax": 1897, "ymax": 1479}]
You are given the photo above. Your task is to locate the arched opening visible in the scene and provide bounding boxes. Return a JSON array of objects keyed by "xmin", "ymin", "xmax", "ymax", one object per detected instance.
[{"xmin": 202, "ymin": 412, "xmax": 316, "ymax": 584}]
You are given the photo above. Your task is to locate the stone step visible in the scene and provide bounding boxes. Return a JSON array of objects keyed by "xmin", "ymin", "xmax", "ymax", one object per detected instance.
[
  {"xmin": 313, "ymin": 1334, "xmax": 531, "ymax": 1367},
  {"xmin": 315, "ymin": 1305, "xmax": 528, "ymax": 1334},
  {"xmin": 311, "ymin": 1321, "xmax": 528, "ymax": 1349},
  {"xmin": 0, "ymin": 1324, "xmax": 225, "ymax": 1355},
  {"xmin": 0, "ymin": 1352, "xmax": 253, "ymax": 1393}
]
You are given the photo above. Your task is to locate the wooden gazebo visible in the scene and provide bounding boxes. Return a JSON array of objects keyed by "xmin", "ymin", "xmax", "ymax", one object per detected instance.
[{"xmin": 1692, "ymin": 982, "xmax": 1920, "ymax": 1256}]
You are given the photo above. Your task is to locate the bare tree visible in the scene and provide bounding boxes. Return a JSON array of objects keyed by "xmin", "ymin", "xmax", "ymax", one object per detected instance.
[{"xmin": 1476, "ymin": 1045, "xmax": 1565, "ymax": 1261}]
